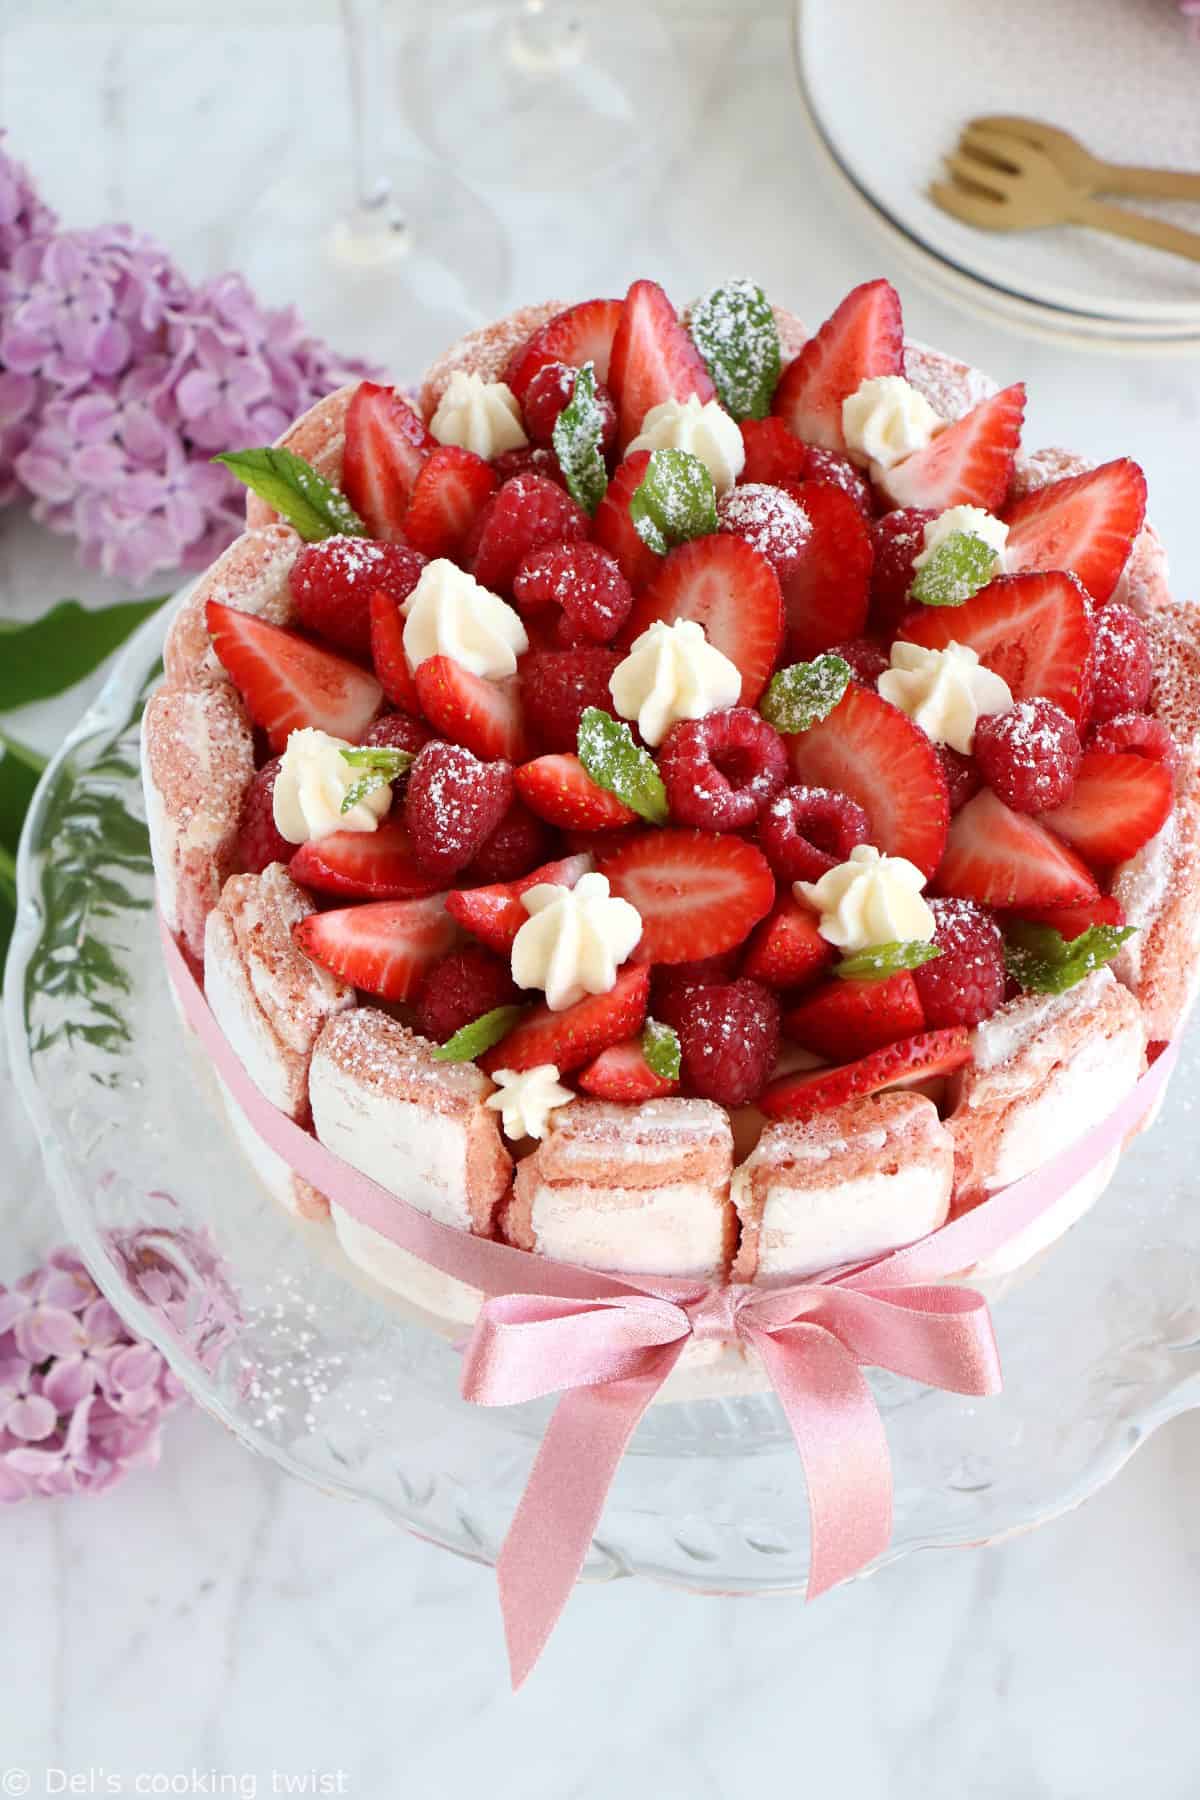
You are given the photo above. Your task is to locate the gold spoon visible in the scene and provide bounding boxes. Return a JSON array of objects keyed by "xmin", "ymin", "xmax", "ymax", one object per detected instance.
[{"xmin": 967, "ymin": 116, "xmax": 1200, "ymax": 202}]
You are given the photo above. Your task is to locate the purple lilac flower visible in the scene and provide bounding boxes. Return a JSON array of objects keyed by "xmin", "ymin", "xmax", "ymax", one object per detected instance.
[{"xmin": 0, "ymin": 132, "xmax": 57, "ymax": 268}]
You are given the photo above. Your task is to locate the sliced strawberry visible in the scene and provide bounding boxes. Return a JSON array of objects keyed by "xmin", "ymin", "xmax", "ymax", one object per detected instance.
[
  {"xmin": 369, "ymin": 589, "xmax": 422, "ymax": 715},
  {"xmin": 1039, "ymin": 750, "xmax": 1173, "ymax": 867},
  {"xmin": 577, "ymin": 1036, "xmax": 678, "ymax": 1102},
  {"xmin": 899, "ymin": 570, "xmax": 1094, "ymax": 727},
  {"xmin": 205, "ymin": 601, "xmax": 381, "ymax": 753},
  {"xmin": 625, "ymin": 535, "xmax": 783, "ymax": 706},
  {"xmin": 1003, "ymin": 458, "xmax": 1147, "ymax": 604},
  {"xmin": 445, "ymin": 853, "xmax": 593, "ymax": 952},
  {"xmin": 505, "ymin": 298, "xmax": 624, "ymax": 402},
  {"xmin": 481, "ymin": 966, "xmax": 651, "ymax": 1076},
  {"xmin": 937, "ymin": 788, "xmax": 1098, "ymax": 908},
  {"xmin": 294, "ymin": 895, "xmax": 453, "ymax": 1002},
  {"xmin": 515, "ymin": 753, "xmax": 638, "ymax": 830},
  {"xmin": 288, "ymin": 814, "xmax": 441, "ymax": 900},
  {"xmin": 776, "ymin": 481, "xmax": 872, "ymax": 660},
  {"xmin": 597, "ymin": 830, "xmax": 775, "ymax": 965},
  {"xmin": 771, "ymin": 280, "xmax": 903, "ymax": 452},
  {"xmin": 741, "ymin": 893, "xmax": 834, "ymax": 991},
  {"xmin": 784, "ymin": 972, "xmax": 926, "ymax": 1063},
  {"xmin": 738, "ymin": 421, "xmax": 871, "ymax": 516},
  {"xmin": 341, "ymin": 382, "xmax": 433, "ymax": 540},
  {"xmin": 592, "ymin": 451, "xmax": 661, "ymax": 592},
  {"xmin": 402, "ymin": 446, "xmax": 498, "ymax": 560},
  {"xmin": 760, "ymin": 1028, "xmax": 972, "ymax": 1122},
  {"xmin": 784, "ymin": 682, "xmax": 949, "ymax": 878},
  {"xmin": 879, "ymin": 383, "xmax": 1025, "ymax": 512},
  {"xmin": 1015, "ymin": 893, "xmax": 1127, "ymax": 939},
  {"xmin": 608, "ymin": 279, "xmax": 716, "ymax": 451},
  {"xmin": 414, "ymin": 655, "xmax": 529, "ymax": 762}
]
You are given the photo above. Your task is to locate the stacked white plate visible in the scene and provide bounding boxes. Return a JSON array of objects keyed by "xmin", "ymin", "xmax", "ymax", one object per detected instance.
[{"xmin": 793, "ymin": 0, "xmax": 1200, "ymax": 352}]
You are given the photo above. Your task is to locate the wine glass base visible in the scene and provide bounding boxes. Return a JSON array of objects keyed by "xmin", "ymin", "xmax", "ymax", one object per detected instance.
[{"xmin": 230, "ymin": 160, "xmax": 511, "ymax": 379}]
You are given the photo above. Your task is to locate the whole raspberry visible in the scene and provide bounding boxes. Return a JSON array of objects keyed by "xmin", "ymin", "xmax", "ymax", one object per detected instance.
[
  {"xmin": 520, "ymin": 648, "xmax": 622, "ymax": 753},
  {"xmin": 738, "ymin": 424, "xmax": 872, "ymax": 515},
  {"xmin": 522, "ymin": 360, "xmax": 618, "ymax": 454},
  {"xmin": 717, "ymin": 483, "xmax": 811, "ymax": 579},
  {"xmin": 758, "ymin": 784, "xmax": 871, "ymax": 884},
  {"xmin": 828, "ymin": 637, "xmax": 890, "ymax": 687},
  {"xmin": 1090, "ymin": 603, "xmax": 1152, "ymax": 723},
  {"xmin": 414, "ymin": 947, "xmax": 519, "ymax": 1044},
  {"xmin": 651, "ymin": 953, "xmax": 743, "ymax": 1032},
  {"xmin": 362, "ymin": 712, "xmax": 431, "ymax": 755},
  {"xmin": 793, "ymin": 446, "xmax": 873, "ymax": 518},
  {"xmin": 513, "ymin": 541, "xmax": 633, "ymax": 645},
  {"xmin": 467, "ymin": 473, "xmax": 589, "ymax": 595},
  {"xmin": 467, "ymin": 798, "xmax": 553, "ymax": 882},
  {"xmin": 490, "ymin": 445, "xmax": 565, "ymax": 487},
  {"xmin": 935, "ymin": 743, "xmax": 983, "ymax": 814},
  {"xmin": 659, "ymin": 707, "xmax": 787, "ymax": 831},
  {"xmin": 290, "ymin": 536, "xmax": 426, "ymax": 657},
  {"xmin": 677, "ymin": 979, "xmax": 781, "ymax": 1106},
  {"xmin": 868, "ymin": 508, "xmax": 936, "ymax": 638},
  {"xmin": 404, "ymin": 743, "xmax": 513, "ymax": 880},
  {"xmin": 974, "ymin": 699, "xmax": 1082, "ymax": 813},
  {"xmin": 1089, "ymin": 711, "xmax": 1179, "ymax": 772},
  {"xmin": 913, "ymin": 898, "xmax": 1006, "ymax": 1029},
  {"xmin": 236, "ymin": 758, "xmax": 293, "ymax": 874}
]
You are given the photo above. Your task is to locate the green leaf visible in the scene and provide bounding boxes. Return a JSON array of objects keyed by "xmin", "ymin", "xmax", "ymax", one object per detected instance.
[
  {"xmin": 0, "ymin": 597, "xmax": 168, "ymax": 712},
  {"xmin": 629, "ymin": 449, "xmax": 718, "ymax": 556},
  {"xmin": 642, "ymin": 1017, "xmax": 682, "ymax": 1082},
  {"xmin": 1004, "ymin": 921, "xmax": 1136, "ymax": 995},
  {"xmin": 909, "ymin": 531, "xmax": 1000, "ymax": 608},
  {"xmin": 214, "ymin": 447, "xmax": 367, "ymax": 543},
  {"xmin": 760, "ymin": 655, "xmax": 851, "ymax": 735},
  {"xmin": 688, "ymin": 279, "xmax": 782, "ymax": 421},
  {"xmin": 338, "ymin": 745, "xmax": 414, "ymax": 814},
  {"xmin": 0, "ymin": 730, "xmax": 47, "ymax": 854},
  {"xmin": 0, "ymin": 839, "xmax": 16, "ymax": 969},
  {"xmin": 433, "ymin": 1004, "xmax": 525, "ymax": 1063},
  {"xmin": 577, "ymin": 707, "xmax": 669, "ymax": 825},
  {"xmin": 552, "ymin": 362, "xmax": 609, "ymax": 515},
  {"xmin": 835, "ymin": 940, "xmax": 942, "ymax": 982}
]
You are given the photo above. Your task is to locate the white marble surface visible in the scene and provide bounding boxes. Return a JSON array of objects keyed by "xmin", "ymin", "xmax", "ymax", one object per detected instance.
[{"xmin": 2, "ymin": 4, "xmax": 1200, "ymax": 1793}]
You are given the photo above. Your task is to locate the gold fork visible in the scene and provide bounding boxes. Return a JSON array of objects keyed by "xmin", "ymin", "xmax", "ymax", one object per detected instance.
[
  {"xmin": 967, "ymin": 117, "xmax": 1200, "ymax": 203},
  {"xmin": 932, "ymin": 128, "xmax": 1200, "ymax": 264}
]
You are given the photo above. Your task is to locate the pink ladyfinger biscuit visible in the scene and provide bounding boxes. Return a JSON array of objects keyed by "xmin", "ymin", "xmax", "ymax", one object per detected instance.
[
  {"xmin": 1010, "ymin": 445, "xmax": 1171, "ymax": 614},
  {"xmin": 904, "ymin": 340, "xmax": 998, "ymax": 421},
  {"xmin": 732, "ymin": 1093, "xmax": 953, "ymax": 1285},
  {"xmin": 418, "ymin": 300, "xmax": 567, "ymax": 422},
  {"xmin": 244, "ymin": 383, "xmax": 358, "ymax": 529},
  {"xmin": 501, "ymin": 1099, "xmax": 735, "ymax": 1280},
  {"xmin": 164, "ymin": 523, "xmax": 302, "ymax": 690},
  {"xmin": 1113, "ymin": 787, "xmax": 1200, "ymax": 1043},
  {"xmin": 141, "ymin": 684, "xmax": 255, "ymax": 962}
]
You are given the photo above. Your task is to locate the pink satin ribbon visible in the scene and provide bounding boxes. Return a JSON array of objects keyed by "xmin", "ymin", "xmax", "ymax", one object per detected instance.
[{"xmin": 160, "ymin": 914, "xmax": 1180, "ymax": 1687}]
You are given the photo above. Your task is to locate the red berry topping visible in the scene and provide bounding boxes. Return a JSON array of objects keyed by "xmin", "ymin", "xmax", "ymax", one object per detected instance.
[
  {"xmin": 206, "ymin": 602, "xmax": 382, "ymax": 753},
  {"xmin": 467, "ymin": 473, "xmax": 589, "ymax": 596},
  {"xmin": 772, "ymin": 279, "xmax": 904, "ymax": 453},
  {"xmin": 404, "ymin": 742, "xmax": 514, "ymax": 881},
  {"xmin": 869, "ymin": 508, "xmax": 935, "ymax": 637},
  {"xmin": 718, "ymin": 483, "xmax": 811, "ymax": 579},
  {"xmin": 362, "ymin": 711, "xmax": 430, "ymax": 754},
  {"xmin": 1039, "ymin": 750, "xmax": 1173, "ymax": 867},
  {"xmin": 289, "ymin": 816, "xmax": 441, "ymax": 902},
  {"xmin": 775, "ymin": 480, "xmax": 873, "ymax": 660},
  {"xmin": 294, "ymin": 896, "xmax": 454, "ymax": 1003},
  {"xmin": 490, "ymin": 445, "xmax": 565, "ymax": 487},
  {"xmin": 401, "ymin": 446, "xmax": 498, "ymax": 561},
  {"xmin": 513, "ymin": 542, "xmax": 632, "ymax": 645},
  {"xmin": 341, "ymin": 382, "xmax": 434, "ymax": 540},
  {"xmin": 479, "ymin": 966, "xmax": 649, "ymax": 1076},
  {"xmin": 761, "ymin": 1029, "xmax": 972, "ymax": 1122},
  {"xmin": 827, "ymin": 637, "xmax": 890, "ymax": 687},
  {"xmin": 597, "ymin": 830, "xmax": 776, "ymax": 965},
  {"xmin": 739, "ymin": 420, "xmax": 874, "ymax": 516},
  {"xmin": 757, "ymin": 784, "xmax": 871, "ymax": 884},
  {"xmin": 974, "ymin": 698, "xmax": 1082, "ymax": 814},
  {"xmin": 466, "ymin": 798, "xmax": 553, "ymax": 883},
  {"xmin": 1090, "ymin": 603, "xmax": 1152, "ymax": 724},
  {"xmin": 785, "ymin": 971, "xmax": 926, "ymax": 1062},
  {"xmin": 578, "ymin": 1037, "xmax": 678, "ymax": 1102},
  {"xmin": 592, "ymin": 451, "xmax": 660, "ymax": 591},
  {"xmin": 626, "ymin": 534, "xmax": 784, "ymax": 708},
  {"xmin": 522, "ymin": 360, "xmax": 617, "ymax": 453},
  {"xmin": 236, "ymin": 758, "xmax": 293, "ymax": 874},
  {"xmin": 413, "ymin": 947, "xmax": 519, "ymax": 1044},
  {"xmin": 1088, "ymin": 711, "xmax": 1178, "ymax": 772},
  {"xmin": 1018, "ymin": 893, "xmax": 1127, "ymax": 939},
  {"xmin": 505, "ymin": 297, "xmax": 624, "ymax": 401},
  {"xmin": 369, "ymin": 589, "xmax": 422, "ymax": 715},
  {"xmin": 935, "ymin": 744, "xmax": 982, "ymax": 814},
  {"xmin": 446, "ymin": 852, "xmax": 593, "ymax": 953},
  {"xmin": 1004, "ymin": 457, "xmax": 1147, "ymax": 604},
  {"xmin": 519, "ymin": 647, "xmax": 623, "ymax": 753},
  {"xmin": 658, "ymin": 707, "xmax": 787, "ymax": 832},
  {"xmin": 880, "ymin": 384, "xmax": 1026, "ymax": 513},
  {"xmin": 793, "ymin": 445, "xmax": 874, "ymax": 518},
  {"xmin": 677, "ymin": 979, "xmax": 781, "ymax": 1106},
  {"xmin": 607, "ymin": 278, "xmax": 715, "ymax": 451},
  {"xmin": 414, "ymin": 657, "xmax": 528, "ymax": 762},
  {"xmin": 651, "ymin": 952, "xmax": 743, "ymax": 1030},
  {"xmin": 289, "ymin": 536, "xmax": 426, "ymax": 658},
  {"xmin": 516, "ymin": 753, "xmax": 637, "ymax": 831},
  {"xmin": 937, "ymin": 788, "xmax": 1097, "ymax": 908},
  {"xmin": 741, "ymin": 895, "xmax": 833, "ymax": 992},
  {"xmin": 912, "ymin": 897, "xmax": 1006, "ymax": 1030}
]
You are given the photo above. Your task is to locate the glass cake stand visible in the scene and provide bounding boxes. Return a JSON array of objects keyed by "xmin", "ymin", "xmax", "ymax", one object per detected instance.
[{"xmin": 7, "ymin": 602, "xmax": 1200, "ymax": 1598}]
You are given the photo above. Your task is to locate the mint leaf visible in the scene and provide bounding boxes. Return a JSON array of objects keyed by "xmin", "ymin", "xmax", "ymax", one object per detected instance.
[
  {"xmin": 835, "ymin": 940, "xmax": 942, "ymax": 982},
  {"xmin": 642, "ymin": 1017, "xmax": 682, "ymax": 1082},
  {"xmin": 552, "ymin": 361, "xmax": 608, "ymax": 515},
  {"xmin": 909, "ymin": 531, "xmax": 1000, "ymax": 608},
  {"xmin": 0, "ymin": 596, "xmax": 168, "ymax": 711},
  {"xmin": 577, "ymin": 707, "xmax": 668, "ymax": 825},
  {"xmin": 629, "ymin": 449, "xmax": 718, "ymax": 556},
  {"xmin": 433, "ymin": 1005, "xmax": 525, "ymax": 1063},
  {"xmin": 215, "ymin": 447, "xmax": 366, "ymax": 542},
  {"xmin": 1004, "ymin": 921, "xmax": 1136, "ymax": 995},
  {"xmin": 759, "ymin": 654, "xmax": 851, "ymax": 735},
  {"xmin": 689, "ymin": 279, "xmax": 782, "ymax": 421},
  {"xmin": 339, "ymin": 745, "xmax": 414, "ymax": 813}
]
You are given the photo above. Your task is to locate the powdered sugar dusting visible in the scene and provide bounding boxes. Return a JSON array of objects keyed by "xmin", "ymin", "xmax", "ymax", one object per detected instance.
[{"xmin": 717, "ymin": 482, "xmax": 811, "ymax": 570}]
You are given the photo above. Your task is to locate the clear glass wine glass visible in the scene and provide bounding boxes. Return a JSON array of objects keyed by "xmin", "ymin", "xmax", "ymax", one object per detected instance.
[
  {"xmin": 400, "ymin": 0, "xmax": 686, "ymax": 191},
  {"xmin": 232, "ymin": 0, "xmax": 512, "ymax": 378}
]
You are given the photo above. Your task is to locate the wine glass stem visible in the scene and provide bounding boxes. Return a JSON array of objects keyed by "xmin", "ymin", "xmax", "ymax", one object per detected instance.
[
  {"xmin": 507, "ymin": 0, "xmax": 584, "ymax": 72},
  {"xmin": 341, "ymin": 0, "xmax": 392, "ymax": 214}
]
